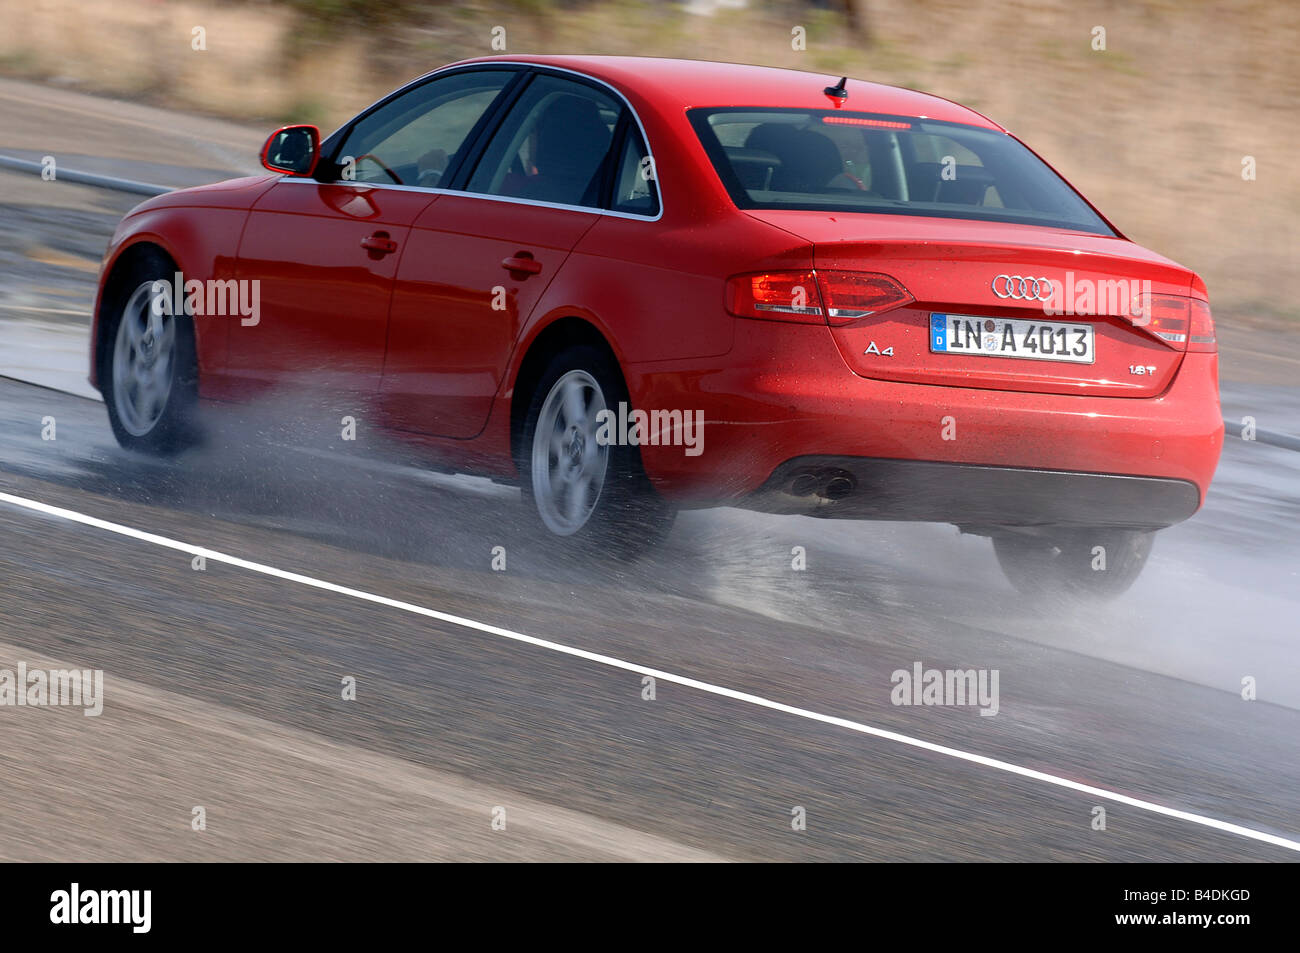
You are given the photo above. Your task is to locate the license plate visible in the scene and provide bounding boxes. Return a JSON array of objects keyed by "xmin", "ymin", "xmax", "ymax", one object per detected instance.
[{"xmin": 930, "ymin": 313, "xmax": 1095, "ymax": 364}]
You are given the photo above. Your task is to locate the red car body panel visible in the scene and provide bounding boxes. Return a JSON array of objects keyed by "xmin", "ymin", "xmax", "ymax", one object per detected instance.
[
  {"xmin": 89, "ymin": 174, "xmax": 279, "ymax": 395},
  {"xmin": 630, "ymin": 321, "xmax": 1221, "ymax": 501},
  {"xmin": 90, "ymin": 55, "xmax": 1223, "ymax": 528},
  {"xmin": 230, "ymin": 180, "xmax": 435, "ymax": 394},
  {"xmin": 383, "ymin": 194, "xmax": 599, "ymax": 438}
]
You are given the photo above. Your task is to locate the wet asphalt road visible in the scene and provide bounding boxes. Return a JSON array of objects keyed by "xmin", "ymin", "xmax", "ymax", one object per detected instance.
[{"xmin": 0, "ymin": 375, "xmax": 1297, "ymax": 861}]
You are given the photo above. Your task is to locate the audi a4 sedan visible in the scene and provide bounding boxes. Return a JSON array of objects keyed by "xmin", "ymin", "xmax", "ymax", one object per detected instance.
[{"xmin": 90, "ymin": 54, "xmax": 1223, "ymax": 596}]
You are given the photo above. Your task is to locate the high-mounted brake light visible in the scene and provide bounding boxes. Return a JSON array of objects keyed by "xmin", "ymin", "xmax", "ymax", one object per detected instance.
[
  {"xmin": 726, "ymin": 270, "xmax": 913, "ymax": 326},
  {"xmin": 821, "ymin": 116, "xmax": 913, "ymax": 130},
  {"xmin": 1127, "ymin": 293, "xmax": 1217, "ymax": 353}
]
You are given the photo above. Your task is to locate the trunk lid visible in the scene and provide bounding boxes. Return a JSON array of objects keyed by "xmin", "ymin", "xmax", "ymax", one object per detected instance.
[{"xmin": 749, "ymin": 211, "xmax": 1196, "ymax": 397}]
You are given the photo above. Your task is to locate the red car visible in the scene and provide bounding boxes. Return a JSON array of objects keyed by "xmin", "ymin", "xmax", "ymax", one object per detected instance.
[{"xmin": 90, "ymin": 55, "xmax": 1222, "ymax": 595}]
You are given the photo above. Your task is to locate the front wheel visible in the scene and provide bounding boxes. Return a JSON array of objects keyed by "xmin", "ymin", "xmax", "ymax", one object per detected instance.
[
  {"xmin": 991, "ymin": 527, "xmax": 1155, "ymax": 599},
  {"xmin": 521, "ymin": 346, "xmax": 675, "ymax": 559},
  {"xmin": 102, "ymin": 258, "xmax": 200, "ymax": 455}
]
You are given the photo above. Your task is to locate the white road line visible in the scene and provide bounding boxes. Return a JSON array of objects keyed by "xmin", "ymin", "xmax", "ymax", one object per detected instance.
[{"xmin": 2, "ymin": 486, "xmax": 1298, "ymax": 855}]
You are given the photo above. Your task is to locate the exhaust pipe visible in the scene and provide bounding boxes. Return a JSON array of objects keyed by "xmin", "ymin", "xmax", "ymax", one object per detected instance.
[
  {"xmin": 790, "ymin": 472, "xmax": 821, "ymax": 497},
  {"xmin": 787, "ymin": 468, "xmax": 857, "ymax": 501},
  {"xmin": 824, "ymin": 473, "xmax": 855, "ymax": 501}
]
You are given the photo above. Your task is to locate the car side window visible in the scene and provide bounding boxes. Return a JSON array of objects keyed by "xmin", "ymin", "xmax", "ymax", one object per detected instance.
[
  {"xmin": 610, "ymin": 126, "xmax": 659, "ymax": 216},
  {"xmin": 466, "ymin": 74, "xmax": 622, "ymax": 208},
  {"xmin": 335, "ymin": 70, "xmax": 515, "ymax": 187}
]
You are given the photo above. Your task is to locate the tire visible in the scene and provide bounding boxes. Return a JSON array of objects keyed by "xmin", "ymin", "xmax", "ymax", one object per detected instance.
[
  {"xmin": 520, "ymin": 345, "xmax": 675, "ymax": 559},
  {"xmin": 991, "ymin": 527, "xmax": 1155, "ymax": 599},
  {"xmin": 101, "ymin": 253, "xmax": 200, "ymax": 454}
]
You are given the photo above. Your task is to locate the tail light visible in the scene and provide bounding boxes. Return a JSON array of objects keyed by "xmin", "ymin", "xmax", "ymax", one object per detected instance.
[
  {"xmin": 726, "ymin": 270, "xmax": 912, "ymax": 326},
  {"xmin": 1188, "ymin": 298, "xmax": 1217, "ymax": 352},
  {"xmin": 1127, "ymin": 293, "xmax": 1217, "ymax": 353},
  {"xmin": 726, "ymin": 270, "xmax": 823, "ymax": 323},
  {"xmin": 818, "ymin": 272, "xmax": 913, "ymax": 322}
]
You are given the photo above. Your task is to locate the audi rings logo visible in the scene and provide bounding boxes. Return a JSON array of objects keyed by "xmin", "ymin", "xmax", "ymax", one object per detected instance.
[{"xmin": 992, "ymin": 275, "xmax": 1054, "ymax": 301}]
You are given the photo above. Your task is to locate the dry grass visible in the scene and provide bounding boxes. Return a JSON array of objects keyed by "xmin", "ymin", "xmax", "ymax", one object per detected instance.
[{"xmin": 2, "ymin": 0, "xmax": 1296, "ymax": 319}]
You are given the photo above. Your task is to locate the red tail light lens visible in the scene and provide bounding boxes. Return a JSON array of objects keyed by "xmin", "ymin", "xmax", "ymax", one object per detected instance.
[
  {"xmin": 817, "ymin": 271, "xmax": 913, "ymax": 324},
  {"xmin": 726, "ymin": 270, "xmax": 823, "ymax": 323},
  {"xmin": 1127, "ymin": 293, "xmax": 1216, "ymax": 353},
  {"xmin": 1188, "ymin": 298, "xmax": 1217, "ymax": 352},
  {"xmin": 726, "ymin": 270, "xmax": 912, "ymax": 325}
]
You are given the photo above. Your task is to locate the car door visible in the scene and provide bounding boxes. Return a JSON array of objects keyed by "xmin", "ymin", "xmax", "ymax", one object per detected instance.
[
  {"xmin": 230, "ymin": 68, "xmax": 520, "ymax": 395},
  {"xmin": 380, "ymin": 72, "xmax": 628, "ymax": 438}
]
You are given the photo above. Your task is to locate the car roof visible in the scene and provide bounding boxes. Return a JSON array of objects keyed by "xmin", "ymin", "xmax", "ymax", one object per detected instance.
[{"xmin": 446, "ymin": 54, "xmax": 1005, "ymax": 131}]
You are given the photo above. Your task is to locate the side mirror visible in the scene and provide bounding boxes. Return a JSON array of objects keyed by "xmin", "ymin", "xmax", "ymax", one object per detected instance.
[{"xmin": 260, "ymin": 125, "xmax": 321, "ymax": 177}]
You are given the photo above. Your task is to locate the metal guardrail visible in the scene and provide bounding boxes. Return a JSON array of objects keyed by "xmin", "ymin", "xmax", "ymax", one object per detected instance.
[
  {"xmin": 0, "ymin": 154, "xmax": 172, "ymax": 196},
  {"xmin": 1222, "ymin": 419, "xmax": 1300, "ymax": 453}
]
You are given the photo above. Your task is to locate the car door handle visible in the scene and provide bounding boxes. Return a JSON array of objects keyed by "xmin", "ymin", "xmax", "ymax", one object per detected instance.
[
  {"xmin": 361, "ymin": 232, "xmax": 399, "ymax": 255},
  {"xmin": 501, "ymin": 253, "xmax": 543, "ymax": 276}
]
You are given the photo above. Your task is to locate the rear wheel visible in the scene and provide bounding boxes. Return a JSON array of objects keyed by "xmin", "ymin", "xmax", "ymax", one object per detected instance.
[
  {"xmin": 102, "ymin": 256, "xmax": 200, "ymax": 454},
  {"xmin": 991, "ymin": 527, "xmax": 1155, "ymax": 599},
  {"xmin": 521, "ymin": 346, "xmax": 675, "ymax": 558}
]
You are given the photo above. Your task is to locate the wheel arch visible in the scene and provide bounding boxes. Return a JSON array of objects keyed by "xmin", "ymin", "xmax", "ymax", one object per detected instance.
[
  {"xmin": 91, "ymin": 198, "xmax": 251, "ymax": 392},
  {"xmin": 92, "ymin": 240, "xmax": 182, "ymax": 391},
  {"xmin": 508, "ymin": 314, "xmax": 629, "ymax": 472}
]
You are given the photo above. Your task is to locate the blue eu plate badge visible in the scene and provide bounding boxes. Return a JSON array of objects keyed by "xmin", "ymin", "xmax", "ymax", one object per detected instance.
[{"xmin": 931, "ymin": 313, "xmax": 949, "ymax": 352}]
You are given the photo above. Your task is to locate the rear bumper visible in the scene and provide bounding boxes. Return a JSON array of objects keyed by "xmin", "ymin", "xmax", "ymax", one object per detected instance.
[
  {"xmin": 631, "ymin": 319, "xmax": 1223, "ymax": 524},
  {"xmin": 743, "ymin": 457, "xmax": 1200, "ymax": 529}
]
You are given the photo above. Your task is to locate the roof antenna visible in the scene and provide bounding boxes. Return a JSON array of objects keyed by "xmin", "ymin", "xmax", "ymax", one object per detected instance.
[{"xmin": 823, "ymin": 76, "xmax": 849, "ymax": 106}]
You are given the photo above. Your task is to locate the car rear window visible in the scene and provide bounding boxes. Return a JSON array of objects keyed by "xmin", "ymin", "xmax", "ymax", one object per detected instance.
[{"xmin": 689, "ymin": 107, "xmax": 1116, "ymax": 235}]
